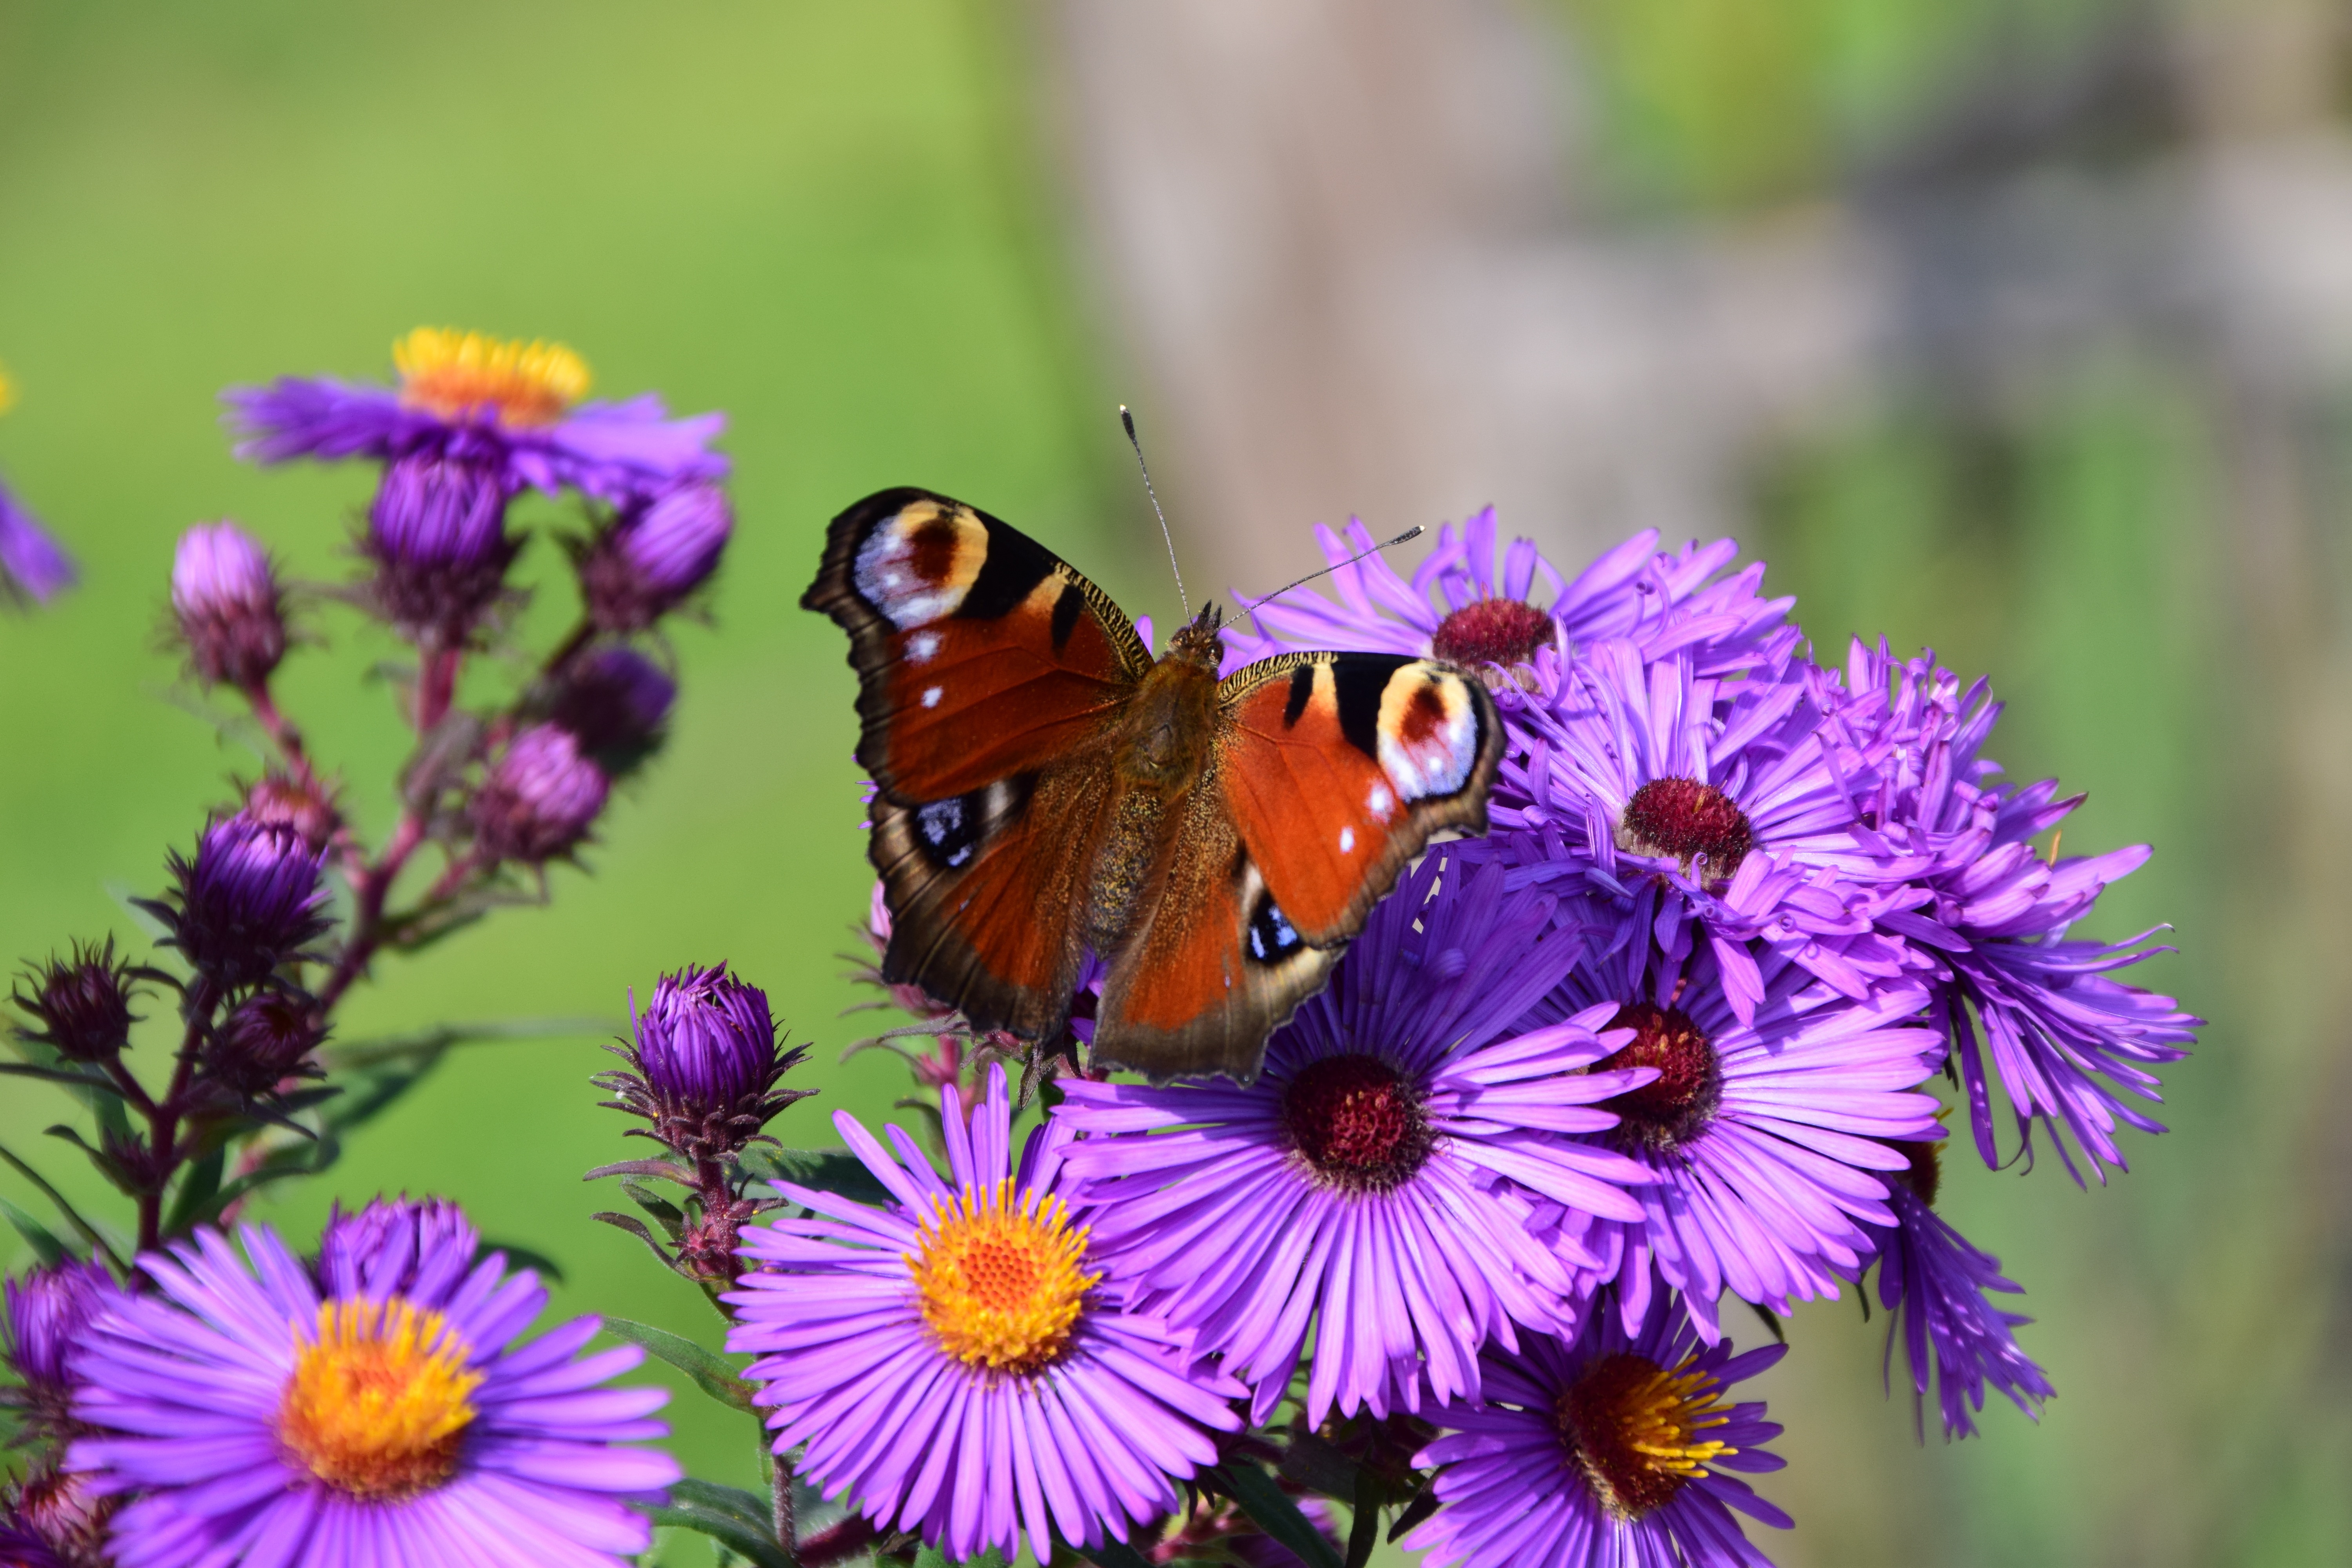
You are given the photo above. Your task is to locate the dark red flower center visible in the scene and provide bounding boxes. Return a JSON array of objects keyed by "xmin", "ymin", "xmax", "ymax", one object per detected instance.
[
  {"xmin": 1889, "ymin": 1137, "xmax": 1942, "ymax": 1207},
  {"xmin": 1597, "ymin": 1003, "xmax": 1721, "ymax": 1152},
  {"xmin": 1431, "ymin": 598, "xmax": 1553, "ymax": 668},
  {"xmin": 1557, "ymin": 1350, "xmax": 1734, "ymax": 1519},
  {"xmin": 1620, "ymin": 777, "xmax": 1752, "ymax": 882},
  {"xmin": 1281, "ymin": 1053, "xmax": 1431, "ymax": 1192}
]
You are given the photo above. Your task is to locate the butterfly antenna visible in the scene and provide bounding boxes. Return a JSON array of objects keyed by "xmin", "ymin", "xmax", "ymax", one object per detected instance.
[
  {"xmin": 1237, "ymin": 525, "xmax": 1425, "ymax": 615},
  {"xmin": 1120, "ymin": 405, "xmax": 1189, "ymax": 620}
]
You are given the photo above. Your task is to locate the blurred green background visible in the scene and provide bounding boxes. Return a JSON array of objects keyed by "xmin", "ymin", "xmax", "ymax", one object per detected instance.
[{"xmin": 2, "ymin": 2, "xmax": 2344, "ymax": 1565}]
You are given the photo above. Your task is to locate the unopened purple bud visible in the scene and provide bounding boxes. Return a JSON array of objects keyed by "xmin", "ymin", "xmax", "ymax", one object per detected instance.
[
  {"xmin": 365, "ymin": 452, "xmax": 518, "ymax": 640},
  {"xmin": 577, "ymin": 482, "xmax": 731, "ymax": 632},
  {"xmin": 594, "ymin": 962, "xmax": 811, "ymax": 1162},
  {"xmin": 11, "ymin": 939, "xmax": 143, "ymax": 1063},
  {"xmin": 315, "ymin": 1194, "xmax": 479, "ymax": 1300},
  {"xmin": 4, "ymin": 1258, "xmax": 123, "ymax": 1401},
  {"xmin": 203, "ymin": 987, "xmax": 326, "ymax": 1100},
  {"xmin": 0, "ymin": 1510, "xmax": 63, "ymax": 1568},
  {"xmin": 171, "ymin": 522, "xmax": 286, "ymax": 688},
  {"xmin": 470, "ymin": 724, "xmax": 608, "ymax": 863},
  {"xmin": 152, "ymin": 811, "xmax": 332, "ymax": 989},
  {"xmin": 243, "ymin": 769, "xmax": 341, "ymax": 854},
  {"xmin": 0, "ymin": 479, "xmax": 74, "ymax": 608},
  {"xmin": 549, "ymin": 646, "xmax": 676, "ymax": 773}
]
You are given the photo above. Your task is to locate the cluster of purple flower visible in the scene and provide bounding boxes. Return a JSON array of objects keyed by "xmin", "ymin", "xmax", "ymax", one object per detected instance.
[{"xmin": 714, "ymin": 513, "xmax": 2195, "ymax": 1567}]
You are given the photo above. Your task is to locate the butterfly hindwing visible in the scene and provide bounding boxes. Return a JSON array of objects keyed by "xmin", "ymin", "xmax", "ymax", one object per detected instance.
[{"xmin": 805, "ymin": 488, "xmax": 1152, "ymax": 1037}]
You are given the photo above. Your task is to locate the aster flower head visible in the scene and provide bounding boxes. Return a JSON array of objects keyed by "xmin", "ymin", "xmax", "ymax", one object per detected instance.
[
  {"xmin": 469, "ymin": 724, "xmax": 609, "ymax": 864},
  {"xmin": 200, "ymin": 987, "xmax": 327, "ymax": 1103},
  {"xmin": 727, "ymin": 1064, "xmax": 1246, "ymax": 1564},
  {"xmin": 1820, "ymin": 643, "xmax": 2199, "ymax": 1178},
  {"xmin": 363, "ymin": 451, "xmax": 520, "ymax": 642},
  {"xmin": 149, "ymin": 811, "xmax": 332, "ymax": 990},
  {"xmin": 574, "ymin": 481, "xmax": 732, "ymax": 632},
  {"xmin": 315, "ymin": 1196, "xmax": 480, "ymax": 1301},
  {"xmin": 4, "ymin": 1258, "xmax": 126, "ymax": 1417},
  {"xmin": 595, "ymin": 962, "xmax": 811, "ymax": 1164},
  {"xmin": 226, "ymin": 327, "xmax": 729, "ymax": 502},
  {"xmin": 1056, "ymin": 851, "xmax": 1657, "ymax": 1426},
  {"xmin": 1406, "ymin": 1287, "xmax": 1791, "ymax": 1568},
  {"xmin": 171, "ymin": 521, "xmax": 287, "ymax": 689},
  {"xmin": 0, "ymin": 1469, "xmax": 103, "ymax": 1568},
  {"xmin": 546, "ymin": 645, "xmax": 676, "ymax": 775},
  {"xmin": 67, "ymin": 1218, "xmax": 677, "ymax": 1568},
  {"xmin": 1864, "ymin": 1137, "xmax": 2053, "ymax": 1440},
  {"xmin": 0, "ymin": 478, "xmax": 73, "ymax": 608},
  {"xmin": 11, "ymin": 938, "xmax": 146, "ymax": 1064},
  {"xmin": 1528, "ymin": 913, "xmax": 1943, "ymax": 1342},
  {"xmin": 0, "ymin": 1512, "xmax": 61, "ymax": 1568}
]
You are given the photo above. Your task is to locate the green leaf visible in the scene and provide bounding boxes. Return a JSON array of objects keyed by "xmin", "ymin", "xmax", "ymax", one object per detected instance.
[
  {"xmin": 737, "ymin": 1147, "xmax": 891, "ymax": 1208},
  {"xmin": 0, "ymin": 1195, "xmax": 70, "ymax": 1266},
  {"xmin": 1218, "ymin": 1459, "xmax": 1342, "ymax": 1568},
  {"xmin": 1072, "ymin": 1539, "xmax": 1154, "ymax": 1568},
  {"xmin": 600, "ymin": 1317, "xmax": 755, "ymax": 1413},
  {"xmin": 622, "ymin": 1181, "xmax": 686, "ymax": 1240},
  {"xmin": 913, "ymin": 1549, "xmax": 1005, "ymax": 1568},
  {"xmin": 668, "ymin": 1479, "xmax": 774, "ymax": 1534},
  {"xmin": 641, "ymin": 1503, "xmax": 789, "ymax": 1568},
  {"xmin": 0, "ymin": 1061, "xmax": 125, "ymax": 1096},
  {"xmin": 592, "ymin": 1211, "xmax": 676, "ymax": 1269},
  {"xmin": 478, "ymin": 1238, "xmax": 565, "ymax": 1284},
  {"xmin": 0, "ymin": 1140, "xmax": 124, "ymax": 1271},
  {"xmin": 1345, "ymin": 1465, "xmax": 1381, "ymax": 1568},
  {"xmin": 44, "ymin": 1124, "xmax": 134, "ymax": 1194},
  {"xmin": 163, "ymin": 1147, "xmax": 225, "ymax": 1235}
]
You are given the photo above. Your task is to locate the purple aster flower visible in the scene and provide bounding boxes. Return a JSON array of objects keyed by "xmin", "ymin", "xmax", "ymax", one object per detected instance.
[
  {"xmin": 225, "ymin": 327, "xmax": 728, "ymax": 502},
  {"xmin": 5, "ymin": 1259, "xmax": 126, "ymax": 1426},
  {"xmin": 726, "ymin": 1064, "xmax": 1246, "ymax": 1564},
  {"xmin": 201, "ymin": 987, "xmax": 327, "ymax": 1104},
  {"xmin": 596, "ymin": 962, "xmax": 812, "ymax": 1164},
  {"xmin": 469, "ymin": 724, "xmax": 609, "ymax": 864},
  {"xmin": 10, "ymin": 938, "xmax": 147, "ymax": 1064},
  {"xmin": 547, "ymin": 645, "xmax": 677, "ymax": 775},
  {"xmin": 0, "ymin": 1468, "xmax": 103, "ymax": 1568},
  {"xmin": 1406, "ymin": 1286, "xmax": 1791, "ymax": 1568},
  {"xmin": 171, "ymin": 522, "xmax": 287, "ymax": 689},
  {"xmin": 573, "ymin": 481, "xmax": 733, "ymax": 632},
  {"xmin": 315, "ymin": 1196, "xmax": 480, "ymax": 1301},
  {"xmin": 0, "ymin": 477, "xmax": 73, "ymax": 607},
  {"xmin": 1821, "ymin": 644, "xmax": 2199, "ymax": 1178},
  {"xmin": 146, "ymin": 811, "xmax": 332, "ymax": 991},
  {"xmin": 0, "ymin": 1511, "xmax": 62, "ymax": 1568},
  {"xmin": 1495, "ymin": 639, "xmax": 1923, "ymax": 1022},
  {"xmin": 67, "ymin": 1218, "xmax": 677, "ymax": 1568},
  {"xmin": 1863, "ymin": 1137, "xmax": 2052, "ymax": 1440},
  {"xmin": 364, "ymin": 452, "xmax": 521, "ymax": 642},
  {"xmin": 1055, "ymin": 852, "xmax": 1655, "ymax": 1427},
  {"xmin": 1526, "ymin": 913, "xmax": 1943, "ymax": 1342}
]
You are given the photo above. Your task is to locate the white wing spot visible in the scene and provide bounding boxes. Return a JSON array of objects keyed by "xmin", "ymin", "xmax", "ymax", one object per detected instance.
[
  {"xmin": 907, "ymin": 631, "xmax": 941, "ymax": 663},
  {"xmin": 921, "ymin": 686, "xmax": 943, "ymax": 709},
  {"xmin": 1366, "ymin": 784, "xmax": 1394, "ymax": 817},
  {"xmin": 1339, "ymin": 826, "xmax": 1356, "ymax": 853}
]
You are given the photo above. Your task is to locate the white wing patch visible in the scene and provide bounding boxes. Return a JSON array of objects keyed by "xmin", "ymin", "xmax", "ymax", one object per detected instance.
[
  {"xmin": 1376, "ymin": 668, "xmax": 1481, "ymax": 802},
  {"xmin": 921, "ymin": 686, "xmax": 943, "ymax": 709},
  {"xmin": 853, "ymin": 499, "xmax": 989, "ymax": 630},
  {"xmin": 1339, "ymin": 826, "xmax": 1356, "ymax": 853}
]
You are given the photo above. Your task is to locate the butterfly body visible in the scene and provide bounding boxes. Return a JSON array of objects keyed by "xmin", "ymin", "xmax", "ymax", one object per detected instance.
[{"xmin": 807, "ymin": 488, "xmax": 1503, "ymax": 1082}]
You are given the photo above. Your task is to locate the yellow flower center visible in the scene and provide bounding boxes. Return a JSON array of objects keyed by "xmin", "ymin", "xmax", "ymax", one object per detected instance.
[
  {"xmin": 276, "ymin": 1299, "xmax": 481, "ymax": 1498},
  {"xmin": 394, "ymin": 327, "xmax": 590, "ymax": 428},
  {"xmin": 1557, "ymin": 1351, "xmax": 1736, "ymax": 1519},
  {"xmin": 0, "ymin": 361, "xmax": 16, "ymax": 416},
  {"xmin": 909, "ymin": 1178, "xmax": 1098, "ymax": 1376}
]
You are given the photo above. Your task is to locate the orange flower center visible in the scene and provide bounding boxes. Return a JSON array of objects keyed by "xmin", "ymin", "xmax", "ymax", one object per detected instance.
[
  {"xmin": 394, "ymin": 327, "xmax": 589, "ymax": 428},
  {"xmin": 909, "ymin": 1178, "xmax": 1097, "ymax": 1376},
  {"xmin": 276, "ymin": 1299, "xmax": 479, "ymax": 1498},
  {"xmin": 1557, "ymin": 1351, "xmax": 1735, "ymax": 1519}
]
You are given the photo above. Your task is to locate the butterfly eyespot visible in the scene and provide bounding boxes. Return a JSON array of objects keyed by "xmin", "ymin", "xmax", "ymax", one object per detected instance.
[
  {"xmin": 1374, "ymin": 669, "xmax": 1481, "ymax": 802},
  {"xmin": 1246, "ymin": 893, "xmax": 1303, "ymax": 965},
  {"xmin": 853, "ymin": 501, "xmax": 989, "ymax": 628},
  {"xmin": 915, "ymin": 797, "xmax": 975, "ymax": 868}
]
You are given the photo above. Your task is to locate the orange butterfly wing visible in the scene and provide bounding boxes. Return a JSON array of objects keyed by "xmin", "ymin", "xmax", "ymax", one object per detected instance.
[
  {"xmin": 802, "ymin": 489, "xmax": 1149, "ymax": 1038},
  {"xmin": 1090, "ymin": 652, "xmax": 1503, "ymax": 1080}
]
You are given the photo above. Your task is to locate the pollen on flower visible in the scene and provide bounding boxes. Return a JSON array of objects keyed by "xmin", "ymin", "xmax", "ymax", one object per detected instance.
[
  {"xmin": 1619, "ymin": 776, "xmax": 1753, "ymax": 882},
  {"xmin": 394, "ymin": 327, "xmax": 590, "ymax": 428},
  {"xmin": 1281, "ymin": 1052, "xmax": 1433, "ymax": 1192},
  {"xmin": 276, "ymin": 1299, "xmax": 480, "ymax": 1498},
  {"xmin": 1597, "ymin": 1002, "xmax": 1722, "ymax": 1153},
  {"xmin": 1557, "ymin": 1351, "xmax": 1736, "ymax": 1519},
  {"xmin": 909, "ymin": 1178, "xmax": 1098, "ymax": 1376},
  {"xmin": 1890, "ymin": 1135, "xmax": 1944, "ymax": 1207}
]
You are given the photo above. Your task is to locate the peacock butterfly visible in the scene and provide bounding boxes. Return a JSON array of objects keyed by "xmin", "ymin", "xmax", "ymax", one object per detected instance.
[{"xmin": 803, "ymin": 487, "xmax": 1503, "ymax": 1082}]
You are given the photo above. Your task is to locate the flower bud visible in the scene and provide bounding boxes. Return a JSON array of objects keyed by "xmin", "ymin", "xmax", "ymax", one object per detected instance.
[
  {"xmin": 202, "ymin": 987, "xmax": 326, "ymax": 1101},
  {"xmin": 10, "ymin": 939, "xmax": 142, "ymax": 1063},
  {"xmin": 594, "ymin": 962, "xmax": 811, "ymax": 1163},
  {"xmin": 151, "ymin": 812, "xmax": 332, "ymax": 989},
  {"xmin": 171, "ymin": 522, "xmax": 286, "ymax": 688},
  {"xmin": 3, "ymin": 1259, "xmax": 123, "ymax": 1409},
  {"xmin": 469, "ymin": 724, "xmax": 608, "ymax": 863},
  {"xmin": 548, "ymin": 646, "xmax": 676, "ymax": 775},
  {"xmin": 364, "ymin": 452, "xmax": 519, "ymax": 640},
  {"xmin": 0, "ymin": 480, "xmax": 74, "ymax": 608},
  {"xmin": 576, "ymin": 482, "xmax": 731, "ymax": 632},
  {"xmin": 243, "ymin": 769, "xmax": 341, "ymax": 855},
  {"xmin": 0, "ymin": 1509, "xmax": 64, "ymax": 1568},
  {"xmin": 4, "ymin": 1470, "xmax": 102, "ymax": 1568},
  {"xmin": 315, "ymin": 1195, "xmax": 479, "ymax": 1300}
]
